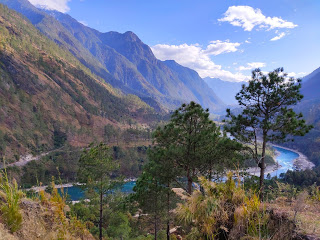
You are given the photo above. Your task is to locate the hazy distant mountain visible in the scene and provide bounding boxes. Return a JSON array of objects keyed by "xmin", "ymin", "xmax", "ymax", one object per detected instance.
[
  {"xmin": 204, "ymin": 77, "xmax": 246, "ymax": 105},
  {"xmin": 1, "ymin": 0, "xmax": 224, "ymax": 112},
  {"xmin": 301, "ymin": 67, "xmax": 320, "ymax": 100}
]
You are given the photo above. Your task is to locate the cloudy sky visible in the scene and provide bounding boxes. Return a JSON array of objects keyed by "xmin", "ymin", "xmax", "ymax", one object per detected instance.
[{"xmin": 28, "ymin": 0, "xmax": 320, "ymax": 82}]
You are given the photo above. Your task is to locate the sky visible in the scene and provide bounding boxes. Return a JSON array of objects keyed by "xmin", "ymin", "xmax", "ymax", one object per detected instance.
[{"xmin": 28, "ymin": 0, "xmax": 320, "ymax": 82}]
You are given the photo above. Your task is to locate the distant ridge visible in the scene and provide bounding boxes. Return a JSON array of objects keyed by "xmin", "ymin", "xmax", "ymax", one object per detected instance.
[{"xmin": 204, "ymin": 77, "xmax": 246, "ymax": 105}]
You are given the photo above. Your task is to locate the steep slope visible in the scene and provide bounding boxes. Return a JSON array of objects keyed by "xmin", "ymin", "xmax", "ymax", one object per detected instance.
[
  {"xmin": 0, "ymin": 4, "xmax": 160, "ymax": 161},
  {"xmin": 204, "ymin": 77, "xmax": 246, "ymax": 105},
  {"xmin": 0, "ymin": 0, "xmax": 223, "ymax": 112}
]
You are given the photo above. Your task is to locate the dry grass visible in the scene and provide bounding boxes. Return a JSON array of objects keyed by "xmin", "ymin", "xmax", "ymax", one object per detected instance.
[{"xmin": 267, "ymin": 198, "xmax": 320, "ymax": 237}]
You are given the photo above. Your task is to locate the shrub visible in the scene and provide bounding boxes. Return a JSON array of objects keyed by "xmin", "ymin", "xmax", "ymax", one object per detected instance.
[{"xmin": 0, "ymin": 169, "xmax": 24, "ymax": 232}]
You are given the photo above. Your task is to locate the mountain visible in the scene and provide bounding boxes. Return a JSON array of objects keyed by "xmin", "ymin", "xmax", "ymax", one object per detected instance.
[
  {"xmin": 0, "ymin": 3, "xmax": 161, "ymax": 161},
  {"xmin": 46, "ymin": 10, "xmax": 224, "ymax": 111},
  {"xmin": 204, "ymin": 77, "xmax": 246, "ymax": 105},
  {"xmin": 0, "ymin": 0, "xmax": 224, "ymax": 112}
]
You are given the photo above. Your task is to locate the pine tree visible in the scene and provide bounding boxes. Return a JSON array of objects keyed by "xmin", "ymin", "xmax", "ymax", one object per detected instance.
[
  {"xmin": 153, "ymin": 101, "xmax": 242, "ymax": 194},
  {"xmin": 224, "ymin": 68, "xmax": 313, "ymax": 200},
  {"xmin": 77, "ymin": 143, "xmax": 122, "ymax": 240}
]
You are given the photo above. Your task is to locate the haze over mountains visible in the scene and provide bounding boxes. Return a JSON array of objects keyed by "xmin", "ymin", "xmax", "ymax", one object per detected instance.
[{"xmin": 0, "ymin": 0, "xmax": 224, "ymax": 112}]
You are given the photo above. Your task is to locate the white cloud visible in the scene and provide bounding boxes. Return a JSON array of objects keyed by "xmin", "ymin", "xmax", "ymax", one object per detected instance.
[
  {"xmin": 237, "ymin": 62, "xmax": 266, "ymax": 71},
  {"xmin": 151, "ymin": 42, "xmax": 249, "ymax": 82},
  {"xmin": 219, "ymin": 6, "xmax": 297, "ymax": 31},
  {"xmin": 203, "ymin": 40, "xmax": 240, "ymax": 55},
  {"xmin": 270, "ymin": 32, "xmax": 286, "ymax": 41},
  {"xmin": 28, "ymin": 0, "xmax": 71, "ymax": 13},
  {"xmin": 287, "ymin": 72, "xmax": 307, "ymax": 78}
]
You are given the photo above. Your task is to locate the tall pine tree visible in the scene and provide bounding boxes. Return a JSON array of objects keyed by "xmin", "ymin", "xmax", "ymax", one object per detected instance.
[{"xmin": 224, "ymin": 68, "xmax": 312, "ymax": 200}]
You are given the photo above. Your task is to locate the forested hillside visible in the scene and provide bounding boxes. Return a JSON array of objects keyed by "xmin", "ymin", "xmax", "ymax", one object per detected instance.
[{"xmin": 0, "ymin": 4, "xmax": 163, "ymax": 162}]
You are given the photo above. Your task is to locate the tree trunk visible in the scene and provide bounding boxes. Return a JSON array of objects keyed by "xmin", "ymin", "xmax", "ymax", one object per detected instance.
[
  {"xmin": 154, "ymin": 214, "xmax": 157, "ymax": 240},
  {"xmin": 187, "ymin": 170, "xmax": 192, "ymax": 194},
  {"xmin": 166, "ymin": 220, "xmax": 170, "ymax": 240},
  {"xmin": 259, "ymin": 133, "xmax": 267, "ymax": 201},
  {"xmin": 99, "ymin": 190, "xmax": 103, "ymax": 240},
  {"xmin": 167, "ymin": 183, "xmax": 170, "ymax": 240}
]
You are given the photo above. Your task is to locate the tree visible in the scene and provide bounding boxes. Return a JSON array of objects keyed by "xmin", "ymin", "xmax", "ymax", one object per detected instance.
[
  {"xmin": 77, "ymin": 143, "xmax": 122, "ymax": 240},
  {"xmin": 147, "ymin": 148, "xmax": 178, "ymax": 240},
  {"xmin": 132, "ymin": 161, "xmax": 168, "ymax": 240},
  {"xmin": 224, "ymin": 68, "xmax": 313, "ymax": 200},
  {"xmin": 153, "ymin": 101, "xmax": 242, "ymax": 194}
]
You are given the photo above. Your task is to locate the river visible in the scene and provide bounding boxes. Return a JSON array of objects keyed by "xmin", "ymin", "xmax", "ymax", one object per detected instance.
[
  {"xmin": 61, "ymin": 146, "xmax": 304, "ymax": 201},
  {"xmin": 60, "ymin": 181, "xmax": 136, "ymax": 201},
  {"xmin": 268, "ymin": 146, "xmax": 299, "ymax": 178}
]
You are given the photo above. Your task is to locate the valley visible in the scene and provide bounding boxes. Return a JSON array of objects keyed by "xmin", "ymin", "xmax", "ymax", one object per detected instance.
[{"xmin": 0, "ymin": 1, "xmax": 319, "ymax": 239}]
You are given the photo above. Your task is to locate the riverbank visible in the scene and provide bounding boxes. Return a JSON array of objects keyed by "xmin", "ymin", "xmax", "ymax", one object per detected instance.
[
  {"xmin": 246, "ymin": 144, "xmax": 314, "ymax": 177},
  {"xmin": 26, "ymin": 177, "xmax": 137, "ymax": 192},
  {"xmin": 270, "ymin": 144, "xmax": 315, "ymax": 170},
  {"xmin": 27, "ymin": 183, "xmax": 81, "ymax": 192}
]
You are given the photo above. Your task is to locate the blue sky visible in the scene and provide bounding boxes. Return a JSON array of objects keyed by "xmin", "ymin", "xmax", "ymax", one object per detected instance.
[{"xmin": 29, "ymin": 0, "xmax": 320, "ymax": 82}]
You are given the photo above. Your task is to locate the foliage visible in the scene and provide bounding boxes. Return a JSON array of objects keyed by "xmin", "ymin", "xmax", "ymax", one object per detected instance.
[
  {"xmin": 107, "ymin": 211, "xmax": 131, "ymax": 239},
  {"xmin": 282, "ymin": 166, "xmax": 320, "ymax": 187},
  {"xmin": 0, "ymin": 169, "xmax": 24, "ymax": 233}
]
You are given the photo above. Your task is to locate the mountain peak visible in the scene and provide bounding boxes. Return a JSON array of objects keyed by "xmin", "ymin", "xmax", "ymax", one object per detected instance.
[{"xmin": 124, "ymin": 31, "xmax": 139, "ymax": 41}]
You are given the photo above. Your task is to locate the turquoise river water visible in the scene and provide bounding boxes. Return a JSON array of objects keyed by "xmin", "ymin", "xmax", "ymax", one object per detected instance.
[{"xmin": 61, "ymin": 146, "xmax": 300, "ymax": 201}]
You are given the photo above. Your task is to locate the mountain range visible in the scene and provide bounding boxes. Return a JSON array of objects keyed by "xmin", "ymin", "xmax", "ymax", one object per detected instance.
[{"xmin": 0, "ymin": 0, "xmax": 224, "ymax": 112}]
